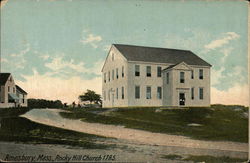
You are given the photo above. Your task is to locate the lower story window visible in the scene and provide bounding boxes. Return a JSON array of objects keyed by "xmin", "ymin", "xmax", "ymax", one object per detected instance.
[
  {"xmin": 199, "ymin": 87, "xmax": 204, "ymax": 100},
  {"xmin": 122, "ymin": 87, "xmax": 124, "ymax": 99},
  {"xmin": 157, "ymin": 87, "xmax": 162, "ymax": 99},
  {"xmin": 135, "ymin": 86, "xmax": 140, "ymax": 99},
  {"xmin": 146, "ymin": 86, "xmax": 151, "ymax": 99}
]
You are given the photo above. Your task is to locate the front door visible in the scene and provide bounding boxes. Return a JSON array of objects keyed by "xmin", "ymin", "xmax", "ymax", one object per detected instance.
[{"xmin": 179, "ymin": 93, "xmax": 185, "ymax": 106}]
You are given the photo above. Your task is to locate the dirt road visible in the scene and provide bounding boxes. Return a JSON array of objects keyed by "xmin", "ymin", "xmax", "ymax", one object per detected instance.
[{"xmin": 20, "ymin": 109, "xmax": 248, "ymax": 153}]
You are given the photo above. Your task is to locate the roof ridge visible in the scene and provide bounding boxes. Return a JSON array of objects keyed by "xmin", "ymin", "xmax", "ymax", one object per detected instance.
[{"xmin": 113, "ymin": 44, "xmax": 191, "ymax": 52}]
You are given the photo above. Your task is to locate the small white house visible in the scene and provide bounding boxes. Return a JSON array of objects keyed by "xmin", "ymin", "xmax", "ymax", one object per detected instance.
[
  {"xmin": 102, "ymin": 44, "xmax": 211, "ymax": 107},
  {"xmin": 0, "ymin": 73, "xmax": 28, "ymax": 108}
]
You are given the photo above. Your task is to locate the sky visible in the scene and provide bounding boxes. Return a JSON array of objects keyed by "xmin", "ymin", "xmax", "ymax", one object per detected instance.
[{"xmin": 0, "ymin": 0, "xmax": 249, "ymax": 106}]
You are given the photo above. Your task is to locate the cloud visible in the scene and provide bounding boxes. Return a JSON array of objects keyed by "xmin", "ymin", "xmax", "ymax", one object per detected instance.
[
  {"xmin": 211, "ymin": 84, "xmax": 249, "ymax": 106},
  {"xmin": 103, "ymin": 45, "xmax": 111, "ymax": 51},
  {"xmin": 0, "ymin": 58, "xmax": 8, "ymax": 63},
  {"xmin": 10, "ymin": 43, "xmax": 30, "ymax": 57},
  {"xmin": 39, "ymin": 55, "xmax": 50, "ymax": 60},
  {"xmin": 220, "ymin": 47, "xmax": 233, "ymax": 63},
  {"xmin": 45, "ymin": 55, "xmax": 104, "ymax": 76},
  {"xmin": 80, "ymin": 30, "xmax": 102, "ymax": 48},
  {"xmin": 16, "ymin": 69, "xmax": 102, "ymax": 104},
  {"xmin": 211, "ymin": 67, "xmax": 225, "ymax": 86},
  {"xmin": 204, "ymin": 32, "xmax": 240, "ymax": 50}
]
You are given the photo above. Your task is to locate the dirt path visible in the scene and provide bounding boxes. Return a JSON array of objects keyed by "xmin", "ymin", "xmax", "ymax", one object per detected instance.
[{"xmin": 21, "ymin": 109, "xmax": 248, "ymax": 153}]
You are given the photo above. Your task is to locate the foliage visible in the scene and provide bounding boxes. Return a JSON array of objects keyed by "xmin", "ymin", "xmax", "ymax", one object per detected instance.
[
  {"xmin": 28, "ymin": 98, "xmax": 64, "ymax": 108},
  {"xmin": 79, "ymin": 89, "xmax": 102, "ymax": 105}
]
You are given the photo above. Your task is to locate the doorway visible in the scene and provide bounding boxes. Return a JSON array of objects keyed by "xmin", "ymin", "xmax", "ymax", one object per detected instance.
[{"xmin": 179, "ymin": 93, "xmax": 185, "ymax": 106}]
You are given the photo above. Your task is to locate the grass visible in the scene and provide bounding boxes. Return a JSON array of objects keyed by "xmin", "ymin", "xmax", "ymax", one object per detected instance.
[
  {"xmin": 60, "ymin": 105, "xmax": 248, "ymax": 142},
  {"xmin": 184, "ymin": 155, "xmax": 247, "ymax": 163},
  {"xmin": 0, "ymin": 108, "xmax": 114, "ymax": 149}
]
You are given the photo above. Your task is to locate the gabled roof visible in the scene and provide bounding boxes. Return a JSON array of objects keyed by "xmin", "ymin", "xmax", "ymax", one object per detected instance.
[
  {"xmin": 16, "ymin": 85, "xmax": 28, "ymax": 95},
  {"xmin": 113, "ymin": 44, "xmax": 211, "ymax": 67},
  {"xmin": 163, "ymin": 62, "xmax": 192, "ymax": 71},
  {"xmin": 0, "ymin": 73, "xmax": 11, "ymax": 85}
]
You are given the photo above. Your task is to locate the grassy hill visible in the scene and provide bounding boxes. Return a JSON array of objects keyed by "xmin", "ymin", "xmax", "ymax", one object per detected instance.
[{"xmin": 60, "ymin": 105, "xmax": 248, "ymax": 142}]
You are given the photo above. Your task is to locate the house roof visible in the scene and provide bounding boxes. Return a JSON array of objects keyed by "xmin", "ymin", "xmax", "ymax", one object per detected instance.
[
  {"xmin": 0, "ymin": 73, "xmax": 11, "ymax": 85},
  {"xmin": 113, "ymin": 44, "xmax": 211, "ymax": 67},
  {"xmin": 16, "ymin": 85, "xmax": 28, "ymax": 95}
]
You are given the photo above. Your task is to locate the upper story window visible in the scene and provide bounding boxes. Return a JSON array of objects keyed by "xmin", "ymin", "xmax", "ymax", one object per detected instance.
[
  {"xmin": 112, "ymin": 70, "xmax": 114, "ymax": 80},
  {"xmin": 146, "ymin": 66, "xmax": 151, "ymax": 77},
  {"xmin": 199, "ymin": 69, "xmax": 203, "ymax": 79},
  {"xmin": 112, "ymin": 53, "xmax": 114, "ymax": 61},
  {"xmin": 191, "ymin": 70, "xmax": 194, "ymax": 79},
  {"xmin": 116, "ymin": 68, "xmax": 119, "ymax": 79},
  {"xmin": 135, "ymin": 65, "xmax": 140, "ymax": 76},
  {"xmin": 180, "ymin": 72, "xmax": 185, "ymax": 83},
  {"xmin": 122, "ymin": 66, "xmax": 124, "ymax": 77},
  {"xmin": 157, "ymin": 67, "xmax": 162, "ymax": 77},
  {"xmin": 104, "ymin": 73, "xmax": 106, "ymax": 83},
  {"xmin": 191, "ymin": 87, "xmax": 194, "ymax": 100},
  {"xmin": 166, "ymin": 72, "xmax": 169, "ymax": 84},
  {"xmin": 135, "ymin": 86, "xmax": 140, "ymax": 99},
  {"xmin": 146, "ymin": 86, "xmax": 151, "ymax": 99},
  {"xmin": 157, "ymin": 87, "xmax": 162, "ymax": 99},
  {"xmin": 199, "ymin": 87, "xmax": 204, "ymax": 100}
]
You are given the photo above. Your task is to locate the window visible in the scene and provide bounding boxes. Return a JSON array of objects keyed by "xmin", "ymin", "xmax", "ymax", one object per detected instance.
[
  {"xmin": 146, "ymin": 66, "xmax": 151, "ymax": 77},
  {"xmin": 157, "ymin": 67, "xmax": 162, "ymax": 77},
  {"xmin": 122, "ymin": 66, "xmax": 124, "ymax": 77},
  {"xmin": 108, "ymin": 90, "xmax": 110, "ymax": 100},
  {"xmin": 104, "ymin": 73, "xmax": 106, "ymax": 83},
  {"xmin": 146, "ymin": 86, "xmax": 151, "ymax": 99},
  {"xmin": 13, "ymin": 87, "xmax": 15, "ymax": 93},
  {"xmin": 104, "ymin": 91, "xmax": 106, "ymax": 100},
  {"xmin": 116, "ymin": 88, "xmax": 118, "ymax": 99},
  {"xmin": 112, "ymin": 70, "xmax": 114, "ymax": 80},
  {"xmin": 180, "ymin": 72, "xmax": 185, "ymax": 83},
  {"xmin": 8, "ymin": 86, "xmax": 10, "ymax": 92},
  {"xmin": 116, "ymin": 68, "xmax": 119, "ymax": 79},
  {"xmin": 112, "ymin": 53, "xmax": 114, "ymax": 61},
  {"xmin": 23, "ymin": 99, "xmax": 25, "ymax": 103},
  {"xmin": 199, "ymin": 87, "xmax": 204, "ymax": 100},
  {"xmin": 135, "ymin": 65, "xmax": 140, "ymax": 76},
  {"xmin": 199, "ymin": 69, "xmax": 203, "ymax": 79},
  {"xmin": 166, "ymin": 73, "xmax": 169, "ymax": 84},
  {"xmin": 191, "ymin": 70, "xmax": 194, "ymax": 79},
  {"xmin": 108, "ymin": 71, "xmax": 110, "ymax": 82},
  {"xmin": 135, "ymin": 86, "xmax": 140, "ymax": 99},
  {"xmin": 122, "ymin": 87, "xmax": 124, "ymax": 99},
  {"xmin": 157, "ymin": 87, "xmax": 162, "ymax": 99},
  {"xmin": 191, "ymin": 87, "xmax": 194, "ymax": 100}
]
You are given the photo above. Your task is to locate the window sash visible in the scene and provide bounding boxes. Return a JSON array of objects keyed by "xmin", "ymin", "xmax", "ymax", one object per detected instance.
[
  {"xmin": 116, "ymin": 68, "xmax": 119, "ymax": 79},
  {"xmin": 157, "ymin": 87, "xmax": 162, "ymax": 99},
  {"xmin": 146, "ymin": 86, "xmax": 151, "ymax": 99},
  {"xmin": 122, "ymin": 87, "xmax": 124, "ymax": 99},
  {"xmin": 180, "ymin": 72, "xmax": 185, "ymax": 83},
  {"xmin": 135, "ymin": 86, "xmax": 140, "ymax": 99},
  {"xmin": 122, "ymin": 66, "xmax": 124, "ymax": 77},
  {"xmin": 199, "ymin": 69, "xmax": 203, "ymax": 79},
  {"xmin": 157, "ymin": 67, "xmax": 162, "ymax": 77},
  {"xmin": 146, "ymin": 66, "xmax": 151, "ymax": 77},
  {"xmin": 135, "ymin": 65, "xmax": 140, "ymax": 76},
  {"xmin": 191, "ymin": 87, "xmax": 194, "ymax": 100},
  {"xmin": 199, "ymin": 88, "xmax": 204, "ymax": 99}
]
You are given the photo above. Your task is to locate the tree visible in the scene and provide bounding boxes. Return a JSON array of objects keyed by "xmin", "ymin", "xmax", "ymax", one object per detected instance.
[{"xmin": 79, "ymin": 89, "xmax": 102, "ymax": 105}]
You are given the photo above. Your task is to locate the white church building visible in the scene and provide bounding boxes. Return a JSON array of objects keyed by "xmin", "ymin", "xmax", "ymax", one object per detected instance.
[{"xmin": 102, "ymin": 44, "xmax": 211, "ymax": 108}]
